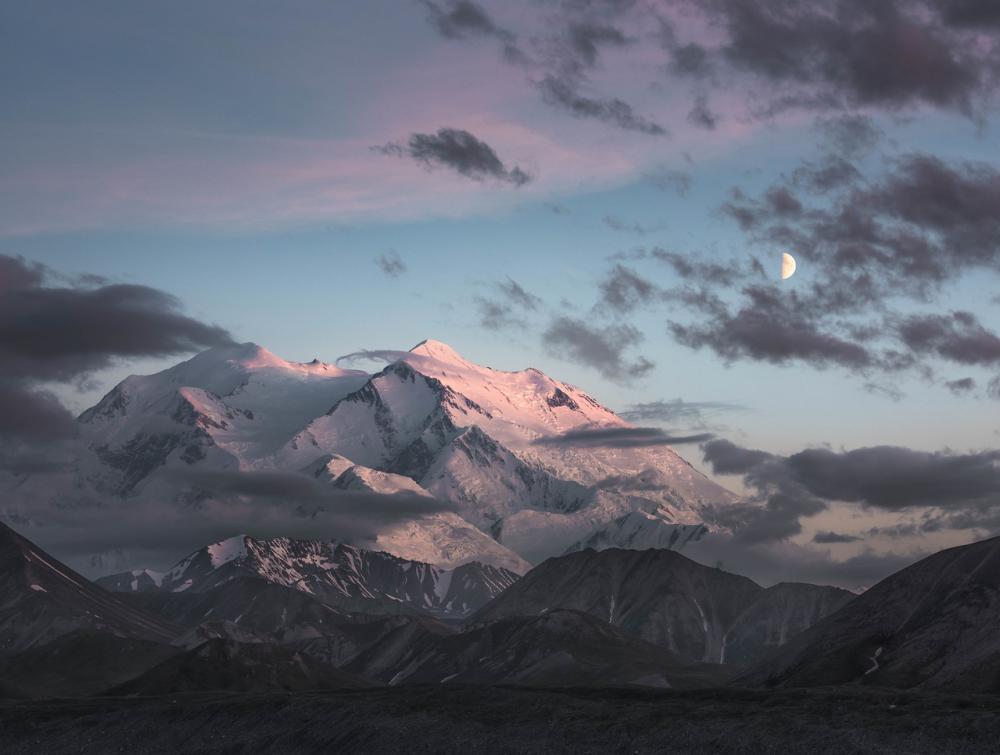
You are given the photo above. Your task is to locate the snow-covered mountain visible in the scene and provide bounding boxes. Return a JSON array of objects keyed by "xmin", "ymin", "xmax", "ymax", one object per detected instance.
[
  {"xmin": 2, "ymin": 339, "xmax": 738, "ymax": 574},
  {"xmin": 99, "ymin": 534, "xmax": 519, "ymax": 618}
]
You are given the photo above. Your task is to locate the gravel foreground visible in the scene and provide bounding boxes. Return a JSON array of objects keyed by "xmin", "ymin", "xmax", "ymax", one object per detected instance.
[{"xmin": 1, "ymin": 685, "xmax": 999, "ymax": 755}]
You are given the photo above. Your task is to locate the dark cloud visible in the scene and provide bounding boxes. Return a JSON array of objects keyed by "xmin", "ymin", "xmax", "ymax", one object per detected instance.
[
  {"xmin": 423, "ymin": 0, "xmax": 501, "ymax": 38},
  {"xmin": 173, "ymin": 468, "xmax": 455, "ymax": 515},
  {"xmin": 935, "ymin": 0, "xmax": 1000, "ymax": 28},
  {"xmin": 0, "ymin": 445, "xmax": 75, "ymax": 476},
  {"xmin": 597, "ymin": 264, "xmax": 660, "ymax": 313},
  {"xmin": 763, "ymin": 186, "xmax": 804, "ymax": 217},
  {"xmin": 419, "ymin": 3, "xmax": 663, "ymax": 135},
  {"xmin": 374, "ymin": 250, "xmax": 406, "ymax": 278},
  {"xmin": 868, "ymin": 154, "xmax": 1000, "ymax": 269},
  {"xmin": 0, "ymin": 382, "xmax": 78, "ymax": 442},
  {"xmin": 687, "ymin": 94, "xmax": 718, "ymax": 129},
  {"xmin": 590, "ymin": 467, "xmax": 675, "ymax": 492},
  {"xmin": 666, "ymin": 151, "xmax": 1000, "ymax": 383},
  {"xmin": 815, "ymin": 113, "xmax": 882, "ymax": 157},
  {"xmin": 421, "ymin": 0, "xmax": 523, "ymax": 61},
  {"xmin": 0, "ymin": 255, "xmax": 232, "ymax": 449},
  {"xmin": 474, "ymin": 278, "xmax": 543, "ymax": 331},
  {"xmin": 694, "ymin": 1, "xmax": 987, "ymax": 115},
  {"xmin": 701, "ymin": 437, "xmax": 1000, "ymax": 547},
  {"xmin": 670, "ymin": 43, "xmax": 712, "ymax": 77},
  {"xmin": 715, "ymin": 438, "xmax": 1000, "ymax": 512},
  {"xmin": 0, "ymin": 265, "xmax": 234, "ymax": 383},
  {"xmin": 791, "ymin": 155, "xmax": 862, "ymax": 194},
  {"xmin": 617, "ymin": 399, "xmax": 747, "ymax": 429},
  {"xmin": 813, "ymin": 530, "xmax": 863, "ymax": 544},
  {"xmin": 567, "ymin": 22, "xmax": 629, "ymax": 70},
  {"xmin": 897, "ymin": 311, "xmax": 1000, "ymax": 366},
  {"xmin": 669, "ymin": 285, "xmax": 874, "ymax": 369},
  {"xmin": 786, "ymin": 445, "xmax": 1000, "ymax": 510},
  {"xmin": 533, "ymin": 426, "xmax": 713, "ymax": 449},
  {"xmin": 708, "ymin": 491, "xmax": 827, "ymax": 544},
  {"xmin": 497, "ymin": 277, "xmax": 542, "ymax": 311},
  {"xmin": 542, "ymin": 316, "xmax": 653, "ymax": 382},
  {"xmin": 0, "ymin": 255, "xmax": 46, "ymax": 293},
  {"xmin": 702, "ymin": 438, "xmax": 775, "ymax": 476},
  {"xmin": 647, "ymin": 247, "xmax": 746, "ymax": 287},
  {"xmin": 945, "ymin": 377, "xmax": 976, "ymax": 394},
  {"xmin": 476, "ymin": 297, "xmax": 525, "ymax": 331},
  {"xmin": 375, "ymin": 128, "xmax": 532, "ymax": 186},
  {"xmin": 12, "ymin": 469, "xmax": 456, "ymax": 570},
  {"xmin": 536, "ymin": 76, "xmax": 667, "ymax": 136}
]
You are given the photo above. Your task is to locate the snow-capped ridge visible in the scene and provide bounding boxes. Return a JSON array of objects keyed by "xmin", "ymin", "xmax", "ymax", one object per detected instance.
[{"xmin": 108, "ymin": 532, "xmax": 519, "ymax": 618}]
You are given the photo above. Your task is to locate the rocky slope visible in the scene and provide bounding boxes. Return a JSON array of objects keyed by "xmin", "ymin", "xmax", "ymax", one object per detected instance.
[
  {"xmin": 344, "ymin": 609, "xmax": 735, "ymax": 688},
  {"xmin": 473, "ymin": 548, "xmax": 853, "ymax": 666},
  {"xmin": 0, "ymin": 522, "xmax": 178, "ymax": 653},
  {"xmin": 739, "ymin": 535, "xmax": 1000, "ymax": 692}
]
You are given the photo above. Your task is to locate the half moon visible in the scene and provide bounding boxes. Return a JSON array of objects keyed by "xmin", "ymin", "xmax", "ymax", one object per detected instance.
[{"xmin": 781, "ymin": 252, "xmax": 797, "ymax": 280}]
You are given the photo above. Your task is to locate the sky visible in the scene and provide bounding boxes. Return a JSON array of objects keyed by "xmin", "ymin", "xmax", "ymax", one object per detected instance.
[{"xmin": 3, "ymin": 0, "xmax": 1000, "ymax": 582}]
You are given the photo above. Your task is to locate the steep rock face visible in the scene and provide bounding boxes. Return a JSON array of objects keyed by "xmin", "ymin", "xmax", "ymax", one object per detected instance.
[
  {"xmin": 103, "ymin": 533, "xmax": 520, "ymax": 619},
  {"xmin": 740, "ymin": 536, "xmax": 1000, "ymax": 692},
  {"xmin": 0, "ymin": 523, "xmax": 178, "ymax": 653},
  {"xmin": 474, "ymin": 548, "xmax": 850, "ymax": 666},
  {"xmin": 344, "ymin": 609, "xmax": 735, "ymax": 688}
]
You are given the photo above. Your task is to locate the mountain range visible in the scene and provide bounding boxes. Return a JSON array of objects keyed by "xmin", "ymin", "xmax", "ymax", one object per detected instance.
[
  {"xmin": 1, "ymin": 339, "xmax": 737, "ymax": 576},
  {"xmin": 2, "ymin": 519, "xmax": 1000, "ymax": 701},
  {"xmin": 2, "ymin": 340, "xmax": 998, "ymax": 707},
  {"xmin": 98, "ymin": 533, "xmax": 519, "ymax": 619}
]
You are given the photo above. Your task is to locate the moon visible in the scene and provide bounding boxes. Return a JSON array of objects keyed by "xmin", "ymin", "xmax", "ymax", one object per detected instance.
[{"xmin": 781, "ymin": 252, "xmax": 797, "ymax": 281}]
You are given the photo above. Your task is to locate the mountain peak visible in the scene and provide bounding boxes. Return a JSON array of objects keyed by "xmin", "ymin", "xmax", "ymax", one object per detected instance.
[
  {"xmin": 188, "ymin": 342, "xmax": 355, "ymax": 377},
  {"xmin": 408, "ymin": 339, "xmax": 470, "ymax": 366}
]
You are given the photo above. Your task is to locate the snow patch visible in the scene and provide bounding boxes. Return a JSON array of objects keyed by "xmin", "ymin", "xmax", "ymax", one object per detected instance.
[{"xmin": 207, "ymin": 535, "xmax": 248, "ymax": 568}]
